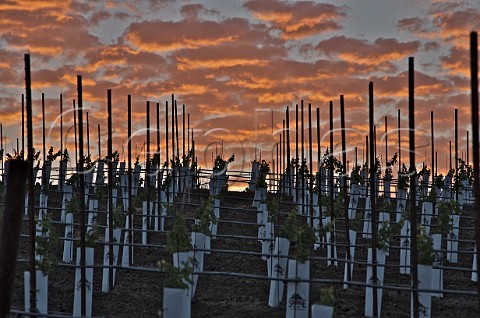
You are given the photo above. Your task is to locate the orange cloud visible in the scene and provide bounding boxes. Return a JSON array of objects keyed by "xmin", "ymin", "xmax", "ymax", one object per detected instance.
[
  {"xmin": 124, "ymin": 17, "xmax": 258, "ymax": 52},
  {"xmin": 316, "ymin": 36, "xmax": 420, "ymax": 66},
  {"xmin": 244, "ymin": 0, "xmax": 346, "ymax": 39}
]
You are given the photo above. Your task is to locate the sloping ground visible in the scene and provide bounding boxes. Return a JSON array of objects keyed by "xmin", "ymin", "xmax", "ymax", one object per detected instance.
[{"xmin": 6, "ymin": 187, "xmax": 480, "ymax": 317}]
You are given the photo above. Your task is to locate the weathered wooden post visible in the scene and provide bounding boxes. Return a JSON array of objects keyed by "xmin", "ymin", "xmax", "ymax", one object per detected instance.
[{"xmin": 0, "ymin": 159, "xmax": 28, "ymax": 316}]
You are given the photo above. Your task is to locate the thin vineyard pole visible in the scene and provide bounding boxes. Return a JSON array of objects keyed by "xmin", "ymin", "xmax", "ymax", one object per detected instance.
[
  {"xmin": 368, "ymin": 82, "xmax": 378, "ymax": 318},
  {"xmin": 286, "ymin": 106, "xmax": 291, "ymax": 196},
  {"xmin": 146, "ymin": 101, "xmax": 151, "ymax": 233},
  {"xmin": 42, "ymin": 93, "xmax": 46, "ymax": 167},
  {"xmin": 408, "ymin": 57, "xmax": 419, "ymax": 318},
  {"xmin": 175, "ymin": 101, "xmax": 179, "ymax": 194},
  {"xmin": 171, "ymin": 95, "xmax": 175, "ymax": 166},
  {"xmin": 86, "ymin": 111, "xmax": 90, "ymax": 158},
  {"xmin": 127, "ymin": 95, "xmax": 133, "ymax": 263},
  {"xmin": 279, "ymin": 134, "xmax": 281, "ymax": 189},
  {"xmin": 73, "ymin": 100, "xmax": 78, "ymax": 169},
  {"xmin": 316, "ymin": 107, "xmax": 322, "ymax": 221},
  {"xmin": 431, "ymin": 111, "xmax": 435, "ymax": 179},
  {"xmin": 157, "ymin": 102, "xmax": 161, "ymax": 229},
  {"xmin": 340, "ymin": 95, "xmax": 352, "ymax": 283},
  {"xmin": 398, "ymin": 109, "xmax": 401, "ymax": 172},
  {"xmin": 175, "ymin": 101, "xmax": 179, "ymax": 162},
  {"xmin": 469, "ymin": 31, "xmax": 480, "ymax": 309},
  {"xmin": 24, "ymin": 53, "xmax": 37, "ymax": 313},
  {"xmin": 449, "ymin": 140, "xmax": 452, "ymax": 170},
  {"xmin": 329, "ymin": 101, "xmax": 335, "ymax": 264},
  {"xmin": 22, "ymin": 94, "xmax": 25, "ymax": 158},
  {"xmin": 60, "ymin": 94, "xmax": 63, "ymax": 160},
  {"xmin": 183, "ymin": 104, "xmax": 185, "ymax": 160},
  {"xmin": 467, "ymin": 131, "xmax": 469, "ymax": 166},
  {"xmin": 296, "ymin": 103, "xmax": 299, "ymax": 204},
  {"xmin": 97, "ymin": 124, "xmax": 101, "ymax": 158},
  {"xmin": 308, "ymin": 103, "xmax": 313, "ymax": 226},
  {"xmin": 165, "ymin": 101, "xmax": 169, "ymax": 203},
  {"xmin": 301, "ymin": 100, "xmax": 305, "ymax": 214},
  {"xmin": 316, "ymin": 108, "xmax": 320, "ymax": 170},
  {"xmin": 77, "ymin": 75, "xmax": 87, "ymax": 316},
  {"xmin": 366, "ymin": 136, "xmax": 368, "ymax": 167},
  {"xmin": 385, "ymin": 116, "xmax": 388, "ymax": 167},
  {"xmin": 157, "ymin": 103, "xmax": 160, "ymax": 158},
  {"xmin": 166, "ymin": 101, "xmax": 169, "ymax": 171},
  {"xmin": 107, "ymin": 89, "xmax": 114, "ymax": 290},
  {"xmin": 455, "ymin": 108, "xmax": 458, "ymax": 202},
  {"xmin": 282, "ymin": 119, "xmax": 286, "ymax": 179}
]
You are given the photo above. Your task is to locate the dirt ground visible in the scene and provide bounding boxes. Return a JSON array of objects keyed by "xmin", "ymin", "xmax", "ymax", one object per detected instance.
[{"xmin": 6, "ymin": 186, "xmax": 480, "ymax": 317}]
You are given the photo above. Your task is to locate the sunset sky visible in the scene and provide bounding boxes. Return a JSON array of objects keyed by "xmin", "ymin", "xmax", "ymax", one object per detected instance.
[{"xmin": 0, "ymin": 0, "xmax": 479, "ymax": 179}]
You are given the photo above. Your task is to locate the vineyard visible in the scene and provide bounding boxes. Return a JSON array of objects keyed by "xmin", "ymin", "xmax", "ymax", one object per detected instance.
[{"xmin": 0, "ymin": 33, "xmax": 480, "ymax": 318}]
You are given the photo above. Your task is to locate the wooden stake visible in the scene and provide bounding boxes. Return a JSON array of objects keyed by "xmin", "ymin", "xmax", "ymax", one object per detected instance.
[
  {"xmin": 77, "ymin": 75, "xmax": 86, "ymax": 316},
  {"xmin": 127, "ymin": 95, "xmax": 133, "ymax": 261},
  {"xmin": 107, "ymin": 89, "xmax": 114, "ymax": 290},
  {"xmin": 22, "ymin": 94, "xmax": 25, "ymax": 158},
  {"xmin": 368, "ymin": 82, "xmax": 378, "ymax": 318},
  {"xmin": 408, "ymin": 57, "xmax": 419, "ymax": 318},
  {"xmin": 431, "ymin": 111, "xmax": 435, "ymax": 178},
  {"xmin": 455, "ymin": 108, "xmax": 458, "ymax": 202},
  {"xmin": 398, "ymin": 109, "xmax": 401, "ymax": 172},
  {"xmin": 73, "ymin": 100, "xmax": 78, "ymax": 169},
  {"xmin": 24, "ymin": 53, "xmax": 37, "ymax": 313},
  {"xmin": 60, "ymin": 94, "xmax": 63, "ymax": 160},
  {"xmin": 469, "ymin": 31, "xmax": 480, "ymax": 309},
  {"xmin": 340, "ymin": 95, "xmax": 352, "ymax": 283},
  {"xmin": 97, "ymin": 124, "xmax": 101, "ymax": 158},
  {"xmin": 42, "ymin": 93, "xmax": 46, "ymax": 166},
  {"xmin": 86, "ymin": 111, "xmax": 90, "ymax": 158},
  {"xmin": 0, "ymin": 159, "xmax": 28, "ymax": 317},
  {"xmin": 286, "ymin": 106, "xmax": 291, "ymax": 195},
  {"xmin": 308, "ymin": 103, "xmax": 313, "ymax": 225},
  {"xmin": 329, "ymin": 101, "xmax": 335, "ymax": 265}
]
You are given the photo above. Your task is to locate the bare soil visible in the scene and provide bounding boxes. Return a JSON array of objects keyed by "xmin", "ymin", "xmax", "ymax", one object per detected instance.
[{"xmin": 7, "ymin": 186, "xmax": 479, "ymax": 317}]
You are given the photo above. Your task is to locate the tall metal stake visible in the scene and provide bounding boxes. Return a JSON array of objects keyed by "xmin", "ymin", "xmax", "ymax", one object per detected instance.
[
  {"xmin": 286, "ymin": 106, "xmax": 291, "ymax": 195},
  {"xmin": 308, "ymin": 103, "xmax": 313, "ymax": 226},
  {"xmin": 431, "ymin": 111, "xmax": 435, "ymax": 179},
  {"xmin": 22, "ymin": 94, "xmax": 25, "ymax": 157},
  {"xmin": 60, "ymin": 94, "xmax": 63, "ymax": 160},
  {"xmin": 73, "ymin": 100, "xmax": 78, "ymax": 169},
  {"xmin": 469, "ymin": 31, "xmax": 480, "ymax": 309},
  {"xmin": 127, "ymin": 95, "xmax": 133, "ymax": 262},
  {"xmin": 107, "ymin": 89, "xmax": 114, "ymax": 290},
  {"xmin": 385, "ymin": 116, "xmax": 388, "ymax": 166},
  {"xmin": 296, "ymin": 104, "xmax": 299, "ymax": 207},
  {"xmin": 77, "ymin": 75, "xmax": 87, "ymax": 316},
  {"xmin": 455, "ymin": 109, "xmax": 459, "ymax": 202},
  {"xmin": 146, "ymin": 101, "xmax": 151, "ymax": 233},
  {"xmin": 398, "ymin": 109, "xmax": 401, "ymax": 172},
  {"xmin": 329, "ymin": 101, "xmax": 335, "ymax": 267},
  {"xmin": 340, "ymin": 95, "xmax": 352, "ymax": 283},
  {"xmin": 86, "ymin": 111, "xmax": 90, "ymax": 158},
  {"xmin": 408, "ymin": 57, "xmax": 419, "ymax": 318},
  {"xmin": 368, "ymin": 82, "xmax": 378, "ymax": 317},
  {"xmin": 24, "ymin": 53, "xmax": 37, "ymax": 314}
]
